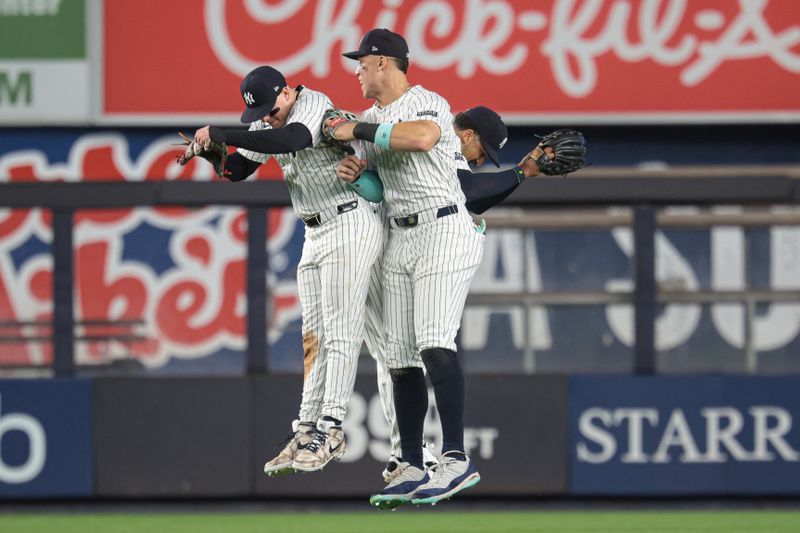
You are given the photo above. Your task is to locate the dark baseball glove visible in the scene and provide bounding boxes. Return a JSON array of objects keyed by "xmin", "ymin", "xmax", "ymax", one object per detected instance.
[
  {"xmin": 320, "ymin": 108, "xmax": 358, "ymax": 155},
  {"xmin": 322, "ymin": 108, "xmax": 358, "ymax": 139},
  {"xmin": 175, "ymin": 132, "xmax": 229, "ymax": 178},
  {"xmin": 528, "ymin": 129, "xmax": 586, "ymax": 176}
]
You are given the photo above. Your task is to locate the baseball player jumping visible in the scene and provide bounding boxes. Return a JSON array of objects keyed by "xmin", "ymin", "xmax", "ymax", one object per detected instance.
[
  {"xmin": 189, "ymin": 66, "xmax": 384, "ymax": 475},
  {"xmin": 324, "ymin": 28, "xmax": 488, "ymax": 508}
]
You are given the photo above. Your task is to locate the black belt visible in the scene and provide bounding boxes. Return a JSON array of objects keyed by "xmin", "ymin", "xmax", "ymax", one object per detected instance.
[
  {"xmin": 393, "ymin": 205, "xmax": 457, "ymax": 228},
  {"xmin": 302, "ymin": 200, "xmax": 359, "ymax": 227}
]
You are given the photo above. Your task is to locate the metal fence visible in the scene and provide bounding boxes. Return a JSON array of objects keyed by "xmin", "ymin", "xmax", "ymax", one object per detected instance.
[{"xmin": 1, "ymin": 170, "xmax": 799, "ymax": 377}]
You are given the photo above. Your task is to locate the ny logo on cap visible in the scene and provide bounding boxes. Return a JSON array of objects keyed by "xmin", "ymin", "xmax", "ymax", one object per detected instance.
[
  {"xmin": 243, "ymin": 92, "xmax": 255, "ymax": 105},
  {"xmin": 499, "ymin": 137, "xmax": 507, "ymax": 149},
  {"xmin": 371, "ymin": 46, "xmax": 378, "ymax": 51},
  {"xmin": 273, "ymin": 86, "xmax": 280, "ymax": 92}
]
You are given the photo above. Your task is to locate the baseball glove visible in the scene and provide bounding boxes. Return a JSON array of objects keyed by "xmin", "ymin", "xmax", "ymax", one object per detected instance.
[
  {"xmin": 527, "ymin": 129, "xmax": 586, "ymax": 176},
  {"xmin": 175, "ymin": 132, "xmax": 229, "ymax": 178},
  {"xmin": 320, "ymin": 109, "xmax": 358, "ymax": 155},
  {"xmin": 322, "ymin": 108, "xmax": 358, "ymax": 140},
  {"xmin": 320, "ymin": 137, "xmax": 356, "ymax": 156}
]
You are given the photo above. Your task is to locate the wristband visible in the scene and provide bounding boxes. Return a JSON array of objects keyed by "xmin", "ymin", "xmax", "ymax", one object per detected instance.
[
  {"xmin": 375, "ymin": 123, "xmax": 394, "ymax": 149},
  {"xmin": 353, "ymin": 122, "xmax": 379, "ymax": 143}
]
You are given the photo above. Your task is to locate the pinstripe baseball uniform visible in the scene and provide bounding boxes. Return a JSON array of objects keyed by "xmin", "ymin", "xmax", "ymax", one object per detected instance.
[
  {"xmin": 362, "ymin": 155, "xmax": 479, "ymax": 461},
  {"xmin": 363, "ymin": 122, "xmax": 521, "ymax": 462},
  {"xmin": 361, "ymin": 203, "xmax": 403, "ymax": 458},
  {"xmin": 360, "ymin": 86, "xmax": 484, "ymax": 369},
  {"xmin": 240, "ymin": 87, "xmax": 383, "ymax": 423}
]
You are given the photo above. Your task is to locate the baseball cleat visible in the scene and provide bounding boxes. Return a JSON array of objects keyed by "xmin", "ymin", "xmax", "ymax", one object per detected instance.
[
  {"xmin": 292, "ymin": 419, "xmax": 346, "ymax": 472},
  {"xmin": 383, "ymin": 440, "xmax": 438, "ymax": 484},
  {"xmin": 382, "ymin": 456, "xmax": 402, "ymax": 484},
  {"xmin": 263, "ymin": 420, "xmax": 315, "ymax": 477},
  {"xmin": 411, "ymin": 451, "xmax": 481, "ymax": 505},
  {"xmin": 370, "ymin": 462, "xmax": 430, "ymax": 510}
]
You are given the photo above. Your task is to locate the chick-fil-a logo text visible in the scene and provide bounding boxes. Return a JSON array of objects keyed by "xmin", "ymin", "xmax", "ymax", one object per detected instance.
[{"xmin": 206, "ymin": 0, "xmax": 800, "ymax": 98}]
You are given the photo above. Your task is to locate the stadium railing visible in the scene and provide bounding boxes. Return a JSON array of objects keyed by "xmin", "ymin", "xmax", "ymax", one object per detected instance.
[{"xmin": 0, "ymin": 167, "xmax": 798, "ymax": 377}]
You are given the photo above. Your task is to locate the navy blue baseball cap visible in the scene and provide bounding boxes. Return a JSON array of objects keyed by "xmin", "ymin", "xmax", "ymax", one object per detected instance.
[
  {"xmin": 463, "ymin": 106, "xmax": 508, "ymax": 167},
  {"xmin": 343, "ymin": 28, "xmax": 409, "ymax": 60},
  {"xmin": 239, "ymin": 66, "xmax": 287, "ymax": 123}
]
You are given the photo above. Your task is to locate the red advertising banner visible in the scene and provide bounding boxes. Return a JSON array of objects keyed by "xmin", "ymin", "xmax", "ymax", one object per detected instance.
[{"xmin": 103, "ymin": 0, "xmax": 800, "ymax": 124}]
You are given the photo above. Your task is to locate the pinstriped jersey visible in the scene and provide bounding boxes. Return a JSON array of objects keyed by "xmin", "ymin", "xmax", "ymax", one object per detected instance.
[
  {"xmin": 237, "ymin": 86, "xmax": 358, "ymax": 218},
  {"xmin": 360, "ymin": 85, "xmax": 466, "ymax": 218}
]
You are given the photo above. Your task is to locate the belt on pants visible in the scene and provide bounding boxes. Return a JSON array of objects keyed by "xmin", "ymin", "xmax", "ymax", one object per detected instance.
[
  {"xmin": 392, "ymin": 205, "xmax": 458, "ymax": 228},
  {"xmin": 302, "ymin": 199, "xmax": 360, "ymax": 227}
]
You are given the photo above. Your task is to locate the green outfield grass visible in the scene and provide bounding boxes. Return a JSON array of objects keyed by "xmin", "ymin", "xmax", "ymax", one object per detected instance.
[{"xmin": 0, "ymin": 510, "xmax": 799, "ymax": 533}]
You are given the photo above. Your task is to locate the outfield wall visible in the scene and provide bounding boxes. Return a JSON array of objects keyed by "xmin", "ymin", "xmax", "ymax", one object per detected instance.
[{"xmin": 1, "ymin": 375, "xmax": 799, "ymax": 499}]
